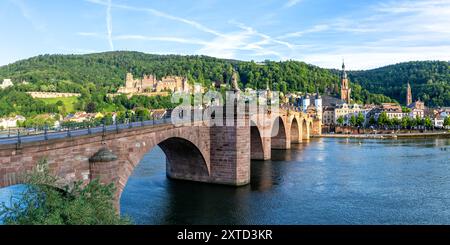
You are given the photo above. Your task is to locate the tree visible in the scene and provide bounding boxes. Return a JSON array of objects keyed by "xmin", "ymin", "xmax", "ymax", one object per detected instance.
[
  {"xmin": 444, "ymin": 116, "xmax": 450, "ymax": 127},
  {"xmin": 401, "ymin": 117, "xmax": 409, "ymax": 129},
  {"xmin": 392, "ymin": 117, "xmax": 401, "ymax": 129},
  {"xmin": 85, "ymin": 102, "xmax": 97, "ymax": 113},
  {"xmin": 368, "ymin": 115, "xmax": 376, "ymax": 126},
  {"xmin": 55, "ymin": 100, "xmax": 64, "ymax": 107},
  {"xmin": 377, "ymin": 112, "xmax": 389, "ymax": 127},
  {"xmin": 0, "ymin": 159, "xmax": 130, "ymax": 225},
  {"xmin": 337, "ymin": 116, "xmax": 345, "ymax": 126},
  {"xmin": 424, "ymin": 116, "xmax": 433, "ymax": 129},
  {"xmin": 349, "ymin": 115, "xmax": 357, "ymax": 127},
  {"xmin": 356, "ymin": 112, "xmax": 365, "ymax": 127},
  {"xmin": 415, "ymin": 116, "xmax": 423, "ymax": 127},
  {"xmin": 134, "ymin": 107, "xmax": 150, "ymax": 120}
]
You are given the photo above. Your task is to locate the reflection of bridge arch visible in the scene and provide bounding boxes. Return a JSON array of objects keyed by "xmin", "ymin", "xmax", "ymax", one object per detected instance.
[
  {"xmin": 290, "ymin": 117, "xmax": 300, "ymax": 144},
  {"xmin": 271, "ymin": 116, "xmax": 289, "ymax": 150},
  {"xmin": 301, "ymin": 119, "xmax": 310, "ymax": 140},
  {"xmin": 250, "ymin": 124, "xmax": 265, "ymax": 160}
]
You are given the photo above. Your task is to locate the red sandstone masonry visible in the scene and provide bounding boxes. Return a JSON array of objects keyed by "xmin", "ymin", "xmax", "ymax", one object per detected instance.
[{"xmin": 0, "ymin": 109, "xmax": 312, "ymax": 202}]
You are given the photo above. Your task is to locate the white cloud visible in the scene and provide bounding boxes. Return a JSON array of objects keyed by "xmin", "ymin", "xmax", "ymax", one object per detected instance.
[
  {"xmin": 284, "ymin": 0, "xmax": 302, "ymax": 8},
  {"xmin": 106, "ymin": 0, "xmax": 114, "ymax": 51}
]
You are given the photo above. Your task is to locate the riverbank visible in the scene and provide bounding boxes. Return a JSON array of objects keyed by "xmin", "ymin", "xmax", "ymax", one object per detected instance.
[{"xmin": 318, "ymin": 131, "xmax": 450, "ymax": 139}]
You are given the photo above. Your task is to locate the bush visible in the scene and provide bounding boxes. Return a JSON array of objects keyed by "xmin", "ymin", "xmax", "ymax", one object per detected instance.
[{"xmin": 0, "ymin": 159, "xmax": 131, "ymax": 225}]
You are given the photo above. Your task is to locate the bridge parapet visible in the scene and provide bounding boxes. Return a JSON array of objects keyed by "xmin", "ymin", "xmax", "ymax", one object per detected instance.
[{"xmin": 0, "ymin": 105, "xmax": 316, "ymax": 206}]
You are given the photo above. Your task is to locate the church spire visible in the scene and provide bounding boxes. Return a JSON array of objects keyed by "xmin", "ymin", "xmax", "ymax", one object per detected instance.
[
  {"xmin": 340, "ymin": 59, "xmax": 351, "ymax": 103},
  {"xmin": 341, "ymin": 59, "xmax": 347, "ymax": 80},
  {"xmin": 406, "ymin": 82, "xmax": 412, "ymax": 106}
]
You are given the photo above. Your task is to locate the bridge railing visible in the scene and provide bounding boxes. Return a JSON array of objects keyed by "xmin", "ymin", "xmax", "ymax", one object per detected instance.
[
  {"xmin": 0, "ymin": 108, "xmax": 211, "ymax": 145},
  {"xmin": 0, "ymin": 113, "xmax": 175, "ymax": 145}
]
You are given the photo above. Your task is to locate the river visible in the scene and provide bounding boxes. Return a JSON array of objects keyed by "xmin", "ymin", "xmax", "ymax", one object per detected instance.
[{"xmin": 1, "ymin": 137, "xmax": 450, "ymax": 224}]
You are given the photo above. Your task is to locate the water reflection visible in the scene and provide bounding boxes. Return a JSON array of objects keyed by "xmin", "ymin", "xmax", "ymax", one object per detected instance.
[
  {"xmin": 2, "ymin": 138, "xmax": 449, "ymax": 225},
  {"xmin": 120, "ymin": 138, "xmax": 450, "ymax": 224}
]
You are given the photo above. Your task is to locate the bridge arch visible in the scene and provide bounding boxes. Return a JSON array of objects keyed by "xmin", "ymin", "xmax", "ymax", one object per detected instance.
[
  {"xmin": 250, "ymin": 125, "xmax": 265, "ymax": 160},
  {"xmin": 290, "ymin": 117, "xmax": 300, "ymax": 143},
  {"xmin": 116, "ymin": 133, "xmax": 210, "ymax": 200},
  {"xmin": 271, "ymin": 116, "xmax": 289, "ymax": 149}
]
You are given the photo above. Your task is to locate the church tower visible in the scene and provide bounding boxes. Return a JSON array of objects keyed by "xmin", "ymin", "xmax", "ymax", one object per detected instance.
[
  {"xmin": 340, "ymin": 60, "xmax": 351, "ymax": 103},
  {"xmin": 314, "ymin": 86, "xmax": 322, "ymax": 121},
  {"xmin": 406, "ymin": 82, "xmax": 412, "ymax": 106}
]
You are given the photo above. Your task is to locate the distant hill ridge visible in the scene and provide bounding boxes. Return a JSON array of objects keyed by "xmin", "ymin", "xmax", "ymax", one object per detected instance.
[{"xmin": 0, "ymin": 51, "xmax": 448, "ymax": 106}]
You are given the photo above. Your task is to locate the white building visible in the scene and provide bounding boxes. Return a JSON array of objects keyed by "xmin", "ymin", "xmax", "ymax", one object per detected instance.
[
  {"xmin": 302, "ymin": 95, "xmax": 310, "ymax": 112},
  {"xmin": 409, "ymin": 108, "xmax": 424, "ymax": 119},
  {"xmin": 334, "ymin": 103, "xmax": 366, "ymax": 125},
  {"xmin": 0, "ymin": 115, "xmax": 25, "ymax": 129},
  {"xmin": 433, "ymin": 117, "xmax": 444, "ymax": 128},
  {"xmin": 0, "ymin": 79, "xmax": 13, "ymax": 89}
]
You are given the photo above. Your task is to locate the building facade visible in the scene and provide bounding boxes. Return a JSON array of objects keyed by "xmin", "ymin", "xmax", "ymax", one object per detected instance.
[
  {"xmin": 334, "ymin": 103, "xmax": 365, "ymax": 125},
  {"xmin": 0, "ymin": 79, "xmax": 13, "ymax": 89},
  {"xmin": 118, "ymin": 73, "xmax": 194, "ymax": 94}
]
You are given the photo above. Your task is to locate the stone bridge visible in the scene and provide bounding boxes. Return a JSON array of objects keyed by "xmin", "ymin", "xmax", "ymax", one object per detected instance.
[{"xmin": 0, "ymin": 108, "xmax": 320, "ymax": 203}]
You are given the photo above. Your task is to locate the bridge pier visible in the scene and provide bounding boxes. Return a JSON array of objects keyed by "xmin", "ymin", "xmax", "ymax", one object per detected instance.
[{"xmin": 209, "ymin": 112, "xmax": 251, "ymax": 186}]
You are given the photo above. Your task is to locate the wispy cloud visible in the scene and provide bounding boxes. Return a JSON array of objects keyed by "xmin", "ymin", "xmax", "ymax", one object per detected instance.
[
  {"xmin": 278, "ymin": 24, "xmax": 330, "ymax": 39},
  {"xmin": 106, "ymin": 0, "xmax": 114, "ymax": 51},
  {"xmin": 85, "ymin": 0, "xmax": 225, "ymax": 37},
  {"xmin": 81, "ymin": 0, "xmax": 450, "ymax": 69},
  {"xmin": 114, "ymin": 35, "xmax": 208, "ymax": 46},
  {"xmin": 284, "ymin": 0, "xmax": 302, "ymax": 8},
  {"xmin": 77, "ymin": 32, "xmax": 103, "ymax": 37},
  {"xmin": 84, "ymin": 0, "xmax": 288, "ymax": 60}
]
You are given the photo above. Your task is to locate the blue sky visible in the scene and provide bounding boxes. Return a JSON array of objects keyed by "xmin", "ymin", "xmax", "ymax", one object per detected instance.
[{"xmin": 1, "ymin": 0, "xmax": 450, "ymax": 69}]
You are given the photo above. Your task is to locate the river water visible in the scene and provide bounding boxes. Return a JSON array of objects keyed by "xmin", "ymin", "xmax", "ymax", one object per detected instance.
[
  {"xmin": 1, "ymin": 137, "xmax": 450, "ymax": 224},
  {"xmin": 119, "ymin": 137, "xmax": 450, "ymax": 224}
]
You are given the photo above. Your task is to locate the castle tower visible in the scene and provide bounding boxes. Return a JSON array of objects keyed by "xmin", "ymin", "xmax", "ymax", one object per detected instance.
[
  {"xmin": 125, "ymin": 72, "xmax": 135, "ymax": 89},
  {"xmin": 340, "ymin": 60, "xmax": 351, "ymax": 103},
  {"xmin": 406, "ymin": 82, "xmax": 412, "ymax": 106}
]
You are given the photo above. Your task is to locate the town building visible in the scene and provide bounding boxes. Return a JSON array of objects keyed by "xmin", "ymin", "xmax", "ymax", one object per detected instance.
[
  {"xmin": 405, "ymin": 82, "xmax": 425, "ymax": 118},
  {"xmin": 0, "ymin": 79, "xmax": 13, "ymax": 89},
  {"xmin": 433, "ymin": 114, "xmax": 444, "ymax": 128},
  {"xmin": 334, "ymin": 103, "xmax": 366, "ymax": 125},
  {"xmin": 380, "ymin": 103, "xmax": 408, "ymax": 120},
  {"xmin": 0, "ymin": 115, "xmax": 26, "ymax": 129}
]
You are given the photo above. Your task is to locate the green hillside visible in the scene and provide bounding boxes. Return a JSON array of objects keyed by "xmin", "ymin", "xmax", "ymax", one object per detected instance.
[
  {"xmin": 348, "ymin": 61, "xmax": 450, "ymax": 107},
  {"xmin": 0, "ymin": 51, "xmax": 393, "ymax": 105}
]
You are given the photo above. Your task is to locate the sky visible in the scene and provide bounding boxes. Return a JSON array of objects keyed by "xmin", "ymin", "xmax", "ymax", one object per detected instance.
[{"xmin": 1, "ymin": 0, "xmax": 450, "ymax": 69}]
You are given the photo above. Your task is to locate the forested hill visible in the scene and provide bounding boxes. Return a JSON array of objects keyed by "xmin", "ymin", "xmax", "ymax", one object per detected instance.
[
  {"xmin": 348, "ymin": 61, "xmax": 450, "ymax": 107},
  {"xmin": 0, "ymin": 51, "xmax": 394, "ymax": 105}
]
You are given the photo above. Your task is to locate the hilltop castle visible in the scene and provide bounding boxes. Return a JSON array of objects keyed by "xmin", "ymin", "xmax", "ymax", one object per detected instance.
[{"xmin": 118, "ymin": 73, "xmax": 195, "ymax": 94}]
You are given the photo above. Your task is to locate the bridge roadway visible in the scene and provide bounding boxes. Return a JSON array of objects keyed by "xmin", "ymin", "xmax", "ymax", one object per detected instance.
[{"xmin": 0, "ymin": 118, "xmax": 171, "ymax": 145}]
